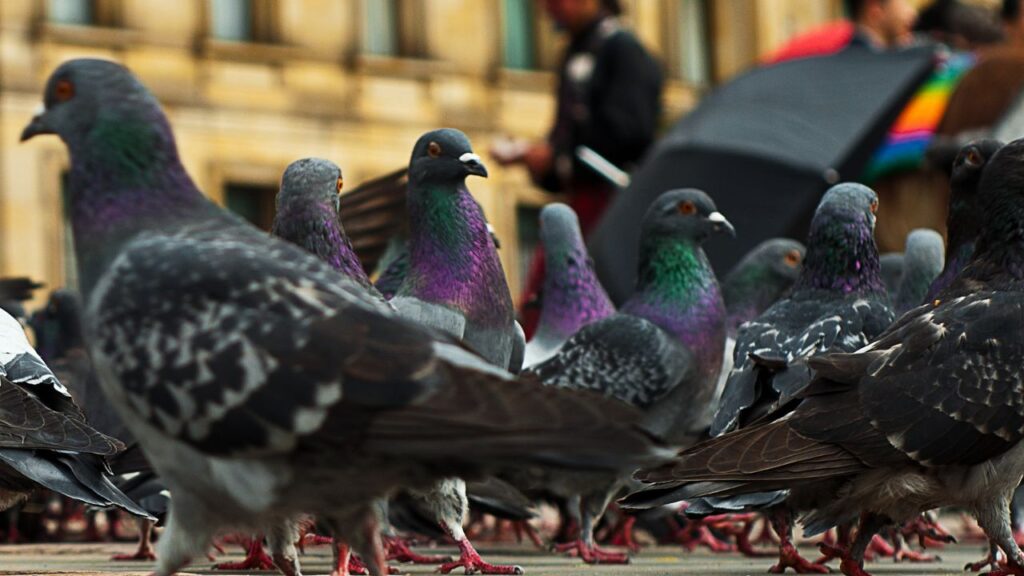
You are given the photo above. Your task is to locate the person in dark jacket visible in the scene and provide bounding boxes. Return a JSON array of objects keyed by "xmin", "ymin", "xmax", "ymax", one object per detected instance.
[{"xmin": 497, "ymin": 0, "xmax": 662, "ymax": 336}]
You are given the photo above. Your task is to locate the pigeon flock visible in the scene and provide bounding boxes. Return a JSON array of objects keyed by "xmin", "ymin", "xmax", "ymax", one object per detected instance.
[{"xmin": 4, "ymin": 56, "xmax": 1024, "ymax": 576}]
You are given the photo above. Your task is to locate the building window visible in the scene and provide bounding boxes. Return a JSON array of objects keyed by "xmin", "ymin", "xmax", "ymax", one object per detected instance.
[
  {"xmin": 209, "ymin": 0, "xmax": 278, "ymax": 43},
  {"xmin": 516, "ymin": 204, "xmax": 542, "ymax": 295},
  {"xmin": 503, "ymin": 0, "xmax": 536, "ymax": 69},
  {"xmin": 362, "ymin": 0, "xmax": 427, "ymax": 58},
  {"xmin": 224, "ymin": 183, "xmax": 278, "ymax": 231},
  {"xmin": 667, "ymin": 0, "xmax": 711, "ymax": 85},
  {"xmin": 48, "ymin": 0, "xmax": 121, "ymax": 27}
]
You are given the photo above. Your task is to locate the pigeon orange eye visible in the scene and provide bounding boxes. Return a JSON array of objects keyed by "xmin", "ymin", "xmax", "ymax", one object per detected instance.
[
  {"xmin": 966, "ymin": 149, "xmax": 982, "ymax": 167},
  {"xmin": 870, "ymin": 200, "xmax": 878, "ymax": 214},
  {"xmin": 54, "ymin": 79, "xmax": 74, "ymax": 102},
  {"xmin": 678, "ymin": 201, "xmax": 697, "ymax": 216},
  {"xmin": 336, "ymin": 177, "xmax": 344, "ymax": 194},
  {"xmin": 427, "ymin": 142, "xmax": 442, "ymax": 158},
  {"xmin": 783, "ymin": 250, "xmax": 801, "ymax": 267}
]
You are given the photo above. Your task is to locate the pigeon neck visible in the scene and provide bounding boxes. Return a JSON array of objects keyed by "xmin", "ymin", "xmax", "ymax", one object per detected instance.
[
  {"xmin": 272, "ymin": 200, "xmax": 371, "ymax": 289},
  {"xmin": 624, "ymin": 237, "xmax": 725, "ymax": 344},
  {"xmin": 926, "ymin": 241, "xmax": 974, "ymax": 300},
  {"xmin": 795, "ymin": 217, "xmax": 885, "ymax": 295},
  {"xmin": 723, "ymin": 267, "xmax": 781, "ymax": 333},
  {"xmin": 404, "ymin": 184, "xmax": 511, "ymax": 319},
  {"xmin": 972, "ymin": 199, "xmax": 1024, "ymax": 279},
  {"xmin": 66, "ymin": 119, "xmax": 209, "ymax": 295},
  {"xmin": 535, "ymin": 242, "xmax": 615, "ymax": 340}
]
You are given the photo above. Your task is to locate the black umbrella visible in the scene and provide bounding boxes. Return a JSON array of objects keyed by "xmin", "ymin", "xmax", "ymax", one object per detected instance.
[{"xmin": 589, "ymin": 44, "xmax": 937, "ymax": 303}]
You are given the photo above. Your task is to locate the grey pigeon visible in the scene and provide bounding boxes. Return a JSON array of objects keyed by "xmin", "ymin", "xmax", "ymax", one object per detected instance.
[
  {"xmin": 390, "ymin": 128, "xmax": 529, "ymax": 574},
  {"xmin": 391, "ymin": 128, "xmax": 522, "ymax": 372},
  {"xmin": 627, "ymin": 183, "xmax": 893, "ymax": 574},
  {"xmin": 707, "ymin": 238, "xmax": 804, "ymax": 430},
  {"xmin": 892, "ymin": 228, "xmax": 944, "ymax": 315},
  {"xmin": 523, "ymin": 203, "xmax": 614, "ymax": 368},
  {"xmin": 925, "ymin": 138, "xmax": 1003, "ymax": 300},
  {"xmin": 272, "ymin": 158, "xmax": 375, "ymax": 295},
  {"xmin": 0, "ymin": 307, "xmax": 150, "ymax": 521},
  {"xmin": 879, "ymin": 252, "xmax": 904, "ymax": 297},
  {"xmin": 524, "ymin": 189, "xmax": 734, "ymax": 564},
  {"xmin": 626, "ymin": 141, "xmax": 1024, "ymax": 576},
  {"xmin": 721, "ymin": 238, "xmax": 805, "ymax": 336},
  {"xmin": 20, "ymin": 58, "xmax": 665, "ymax": 576}
]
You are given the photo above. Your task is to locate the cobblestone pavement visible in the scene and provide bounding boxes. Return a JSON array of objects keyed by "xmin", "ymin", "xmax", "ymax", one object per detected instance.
[{"xmin": 0, "ymin": 540, "xmax": 1002, "ymax": 576}]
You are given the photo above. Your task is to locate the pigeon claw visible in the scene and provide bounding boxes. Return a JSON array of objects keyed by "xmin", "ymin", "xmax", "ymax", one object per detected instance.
[
  {"xmin": 348, "ymin": 554, "xmax": 400, "ymax": 575},
  {"xmin": 768, "ymin": 541, "xmax": 830, "ymax": 574},
  {"xmin": 554, "ymin": 539, "xmax": 630, "ymax": 564},
  {"xmin": 384, "ymin": 535, "xmax": 453, "ymax": 564},
  {"xmin": 436, "ymin": 538, "xmax": 524, "ymax": 574},
  {"xmin": 892, "ymin": 548, "xmax": 939, "ymax": 563},
  {"xmin": 212, "ymin": 536, "xmax": 276, "ymax": 571}
]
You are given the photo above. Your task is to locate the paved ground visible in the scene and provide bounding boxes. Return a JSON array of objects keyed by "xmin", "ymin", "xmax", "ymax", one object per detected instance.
[{"xmin": 0, "ymin": 540, "xmax": 1001, "ymax": 576}]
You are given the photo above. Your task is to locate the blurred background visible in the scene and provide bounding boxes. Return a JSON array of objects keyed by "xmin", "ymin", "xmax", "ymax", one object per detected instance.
[{"xmin": 0, "ymin": 0, "xmax": 1009, "ymax": 308}]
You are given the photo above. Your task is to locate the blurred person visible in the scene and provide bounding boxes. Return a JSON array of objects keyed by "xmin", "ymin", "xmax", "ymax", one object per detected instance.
[
  {"xmin": 764, "ymin": 0, "xmax": 917, "ymax": 64},
  {"xmin": 846, "ymin": 0, "xmax": 918, "ymax": 49},
  {"xmin": 1005, "ymin": 0, "xmax": 1024, "ymax": 45},
  {"xmin": 914, "ymin": 0, "xmax": 1003, "ymax": 49},
  {"xmin": 493, "ymin": 0, "xmax": 662, "ymax": 336}
]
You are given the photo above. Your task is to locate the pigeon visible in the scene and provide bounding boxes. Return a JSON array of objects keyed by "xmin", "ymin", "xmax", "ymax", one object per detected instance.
[
  {"xmin": 388, "ymin": 128, "xmax": 531, "ymax": 574},
  {"xmin": 707, "ymin": 238, "xmax": 805, "ymax": 430},
  {"xmin": 523, "ymin": 203, "xmax": 614, "ymax": 368},
  {"xmin": 33, "ymin": 290, "xmax": 166, "ymax": 562},
  {"xmin": 0, "ymin": 305, "xmax": 151, "ymax": 521},
  {"xmin": 392, "ymin": 128, "xmax": 523, "ymax": 373},
  {"xmin": 625, "ymin": 140, "xmax": 1024, "ymax": 576},
  {"xmin": 627, "ymin": 183, "xmax": 893, "ymax": 573},
  {"xmin": 525, "ymin": 189, "xmax": 734, "ymax": 564},
  {"xmin": 272, "ymin": 158, "xmax": 375, "ymax": 295},
  {"xmin": 20, "ymin": 58, "xmax": 666, "ymax": 576},
  {"xmin": 878, "ymin": 252, "xmax": 904, "ymax": 297},
  {"xmin": 721, "ymin": 238, "xmax": 806, "ymax": 336},
  {"xmin": 891, "ymin": 229, "xmax": 944, "ymax": 315},
  {"xmin": 925, "ymin": 138, "xmax": 1004, "ymax": 301},
  {"xmin": 709, "ymin": 183, "xmax": 893, "ymax": 438},
  {"xmin": 271, "ymin": 157, "xmax": 460, "ymax": 570}
]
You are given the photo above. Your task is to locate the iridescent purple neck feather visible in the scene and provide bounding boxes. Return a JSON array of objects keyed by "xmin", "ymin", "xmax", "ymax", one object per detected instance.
[
  {"xmin": 272, "ymin": 200, "xmax": 373, "ymax": 292},
  {"xmin": 401, "ymin": 184, "xmax": 512, "ymax": 326}
]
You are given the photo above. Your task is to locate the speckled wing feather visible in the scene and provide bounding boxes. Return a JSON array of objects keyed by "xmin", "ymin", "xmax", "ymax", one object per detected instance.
[
  {"xmin": 711, "ymin": 293, "xmax": 893, "ymax": 436},
  {"xmin": 527, "ymin": 314, "xmax": 693, "ymax": 409},
  {"xmin": 795, "ymin": 289, "xmax": 1024, "ymax": 468},
  {"xmin": 0, "ymin": 376, "xmax": 121, "ymax": 455}
]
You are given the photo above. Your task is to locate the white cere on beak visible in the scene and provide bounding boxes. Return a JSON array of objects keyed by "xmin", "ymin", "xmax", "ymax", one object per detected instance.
[
  {"xmin": 708, "ymin": 212, "xmax": 727, "ymax": 223},
  {"xmin": 460, "ymin": 152, "xmax": 482, "ymax": 164},
  {"xmin": 32, "ymin": 103, "xmax": 45, "ymax": 116}
]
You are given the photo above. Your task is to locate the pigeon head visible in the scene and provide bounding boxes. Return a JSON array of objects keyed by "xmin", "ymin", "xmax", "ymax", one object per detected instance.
[
  {"xmin": 814, "ymin": 182, "xmax": 879, "ymax": 230},
  {"xmin": 894, "ymin": 229, "xmax": 944, "ymax": 314},
  {"xmin": 974, "ymin": 138, "xmax": 1024, "ymax": 259},
  {"xmin": 21, "ymin": 59, "xmax": 177, "ymax": 169},
  {"xmin": 277, "ymin": 158, "xmax": 344, "ymax": 213},
  {"xmin": 722, "ymin": 238, "xmax": 805, "ymax": 331},
  {"xmin": 539, "ymin": 203, "xmax": 586, "ymax": 257},
  {"xmin": 796, "ymin": 183, "xmax": 884, "ymax": 294},
  {"xmin": 925, "ymin": 140, "xmax": 1003, "ymax": 300},
  {"xmin": 408, "ymin": 128, "xmax": 487, "ymax": 186},
  {"xmin": 640, "ymin": 189, "xmax": 735, "ymax": 245}
]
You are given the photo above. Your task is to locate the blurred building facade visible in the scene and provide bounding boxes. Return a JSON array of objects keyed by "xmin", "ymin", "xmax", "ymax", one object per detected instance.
[{"xmin": 0, "ymin": 0, "xmax": 844, "ymax": 303}]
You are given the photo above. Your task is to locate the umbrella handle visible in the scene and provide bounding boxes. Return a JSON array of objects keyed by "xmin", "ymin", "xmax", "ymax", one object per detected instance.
[{"xmin": 575, "ymin": 146, "xmax": 631, "ymax": 188}]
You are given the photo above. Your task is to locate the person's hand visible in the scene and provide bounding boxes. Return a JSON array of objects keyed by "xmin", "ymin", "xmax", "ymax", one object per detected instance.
[
  {"xmin": 523, "ymin": 142, "xmax": 554, "ymax": 181},
  {"xmin": 490, "ymin": 137, "xmax": 530, "ymax": 166}
]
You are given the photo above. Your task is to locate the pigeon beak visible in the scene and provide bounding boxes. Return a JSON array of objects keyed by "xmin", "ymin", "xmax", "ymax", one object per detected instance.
[
  {"xmin": 460, "ymin": 153, "xmax": 489, "ymax": 178},
  {"xmin": 20, "ymin": 106, "xmax": 53, "ymax": 142},
  {"xmin": 708, "ymin": 211, "xmax": 736, "ymax": 237}
]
